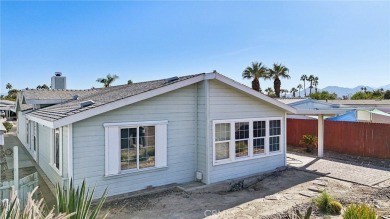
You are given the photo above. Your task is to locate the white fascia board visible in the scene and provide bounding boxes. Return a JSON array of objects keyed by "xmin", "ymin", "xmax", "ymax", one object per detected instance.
[
  {"xmin": 213, "ymin": 73, "xmax": 297, "ymax": 114},
  {"xmin": 25, "ymin": 114, "xmax": 55, "ymax": 128},
  {"xmin": 52, "ymin": 75, "xmax": 206, "ymax": 128}
]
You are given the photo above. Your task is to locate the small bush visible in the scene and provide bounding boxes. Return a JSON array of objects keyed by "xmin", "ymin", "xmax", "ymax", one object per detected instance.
[
  {"xmin": 328, "ymin": 200, "xmax": 343, "ymax": 214},
  {"xmin": 2, "ymin": 122, "xmax": 13, "ymax": 132},
  {"xmin": 314, "ymin": 191, "xmax": 333, "ymax": 213},
  {"xmin": 299, "ymin": 134, "xmax": 318, "ymax": 153},
  {"xmin": 343, "ymin": 203, "xmax": 378, "ymax": 219}
]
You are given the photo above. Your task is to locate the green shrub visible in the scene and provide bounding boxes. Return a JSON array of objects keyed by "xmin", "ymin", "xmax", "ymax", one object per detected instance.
[
  {"xmin": 343, "ymin": 203, "xmax": 378, "ymax": 219},
  {"xmin": 299, "ymin": 134, "xmax": 318, "ymax": 153},
  {"xmin": 328, "ymin": 200, "xmax": 343, "ymax": 214},
  {"xmin": 2, "ymin": 122, "xmax": 13, "ymax": 132},
  {"xmin": 56, "ymin": 179, "xmax": 109, "ymax": 219},
  {"xmin": 314, "ymin": 191, "xmax": 333, "ymax": 213}
]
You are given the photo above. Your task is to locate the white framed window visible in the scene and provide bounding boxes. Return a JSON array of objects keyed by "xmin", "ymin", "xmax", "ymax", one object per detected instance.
[
  {"xmin": 51, "ymin": 127, "xmax": 62, "ymax": 174},
  {"xmin": 33, "ymin": 122, "xmax": 37, "ymax": 153},
  {"xmin": 213, "ymin": 117, "xmax": 283, "ymax": 165},
  {"xmin": 104, "ymin": 120, "xmax": 168, "ymax": 176}
]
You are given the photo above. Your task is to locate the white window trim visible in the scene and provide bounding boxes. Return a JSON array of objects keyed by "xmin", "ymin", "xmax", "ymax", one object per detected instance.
[
  {"xmin": 212, "ymin": 117, "xmax": 284, "ymax": 166},
  {"xmin": 50, "ymin": 127, "xmax": 63, "ymax": 175},
  {"xmin": 104, "ymin": 120, "xmax": 168, "ymax": 177}
]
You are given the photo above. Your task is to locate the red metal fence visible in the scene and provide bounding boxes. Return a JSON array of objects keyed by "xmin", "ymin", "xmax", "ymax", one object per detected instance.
[{"xmin": 287, "ymin": 119, "xmax": 390, "ymax": 159}]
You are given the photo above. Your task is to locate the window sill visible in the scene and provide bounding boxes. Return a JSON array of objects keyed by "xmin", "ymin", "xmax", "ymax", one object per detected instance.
[
  {"xmin": 50, "ymin": 163, "xmax": 62, "ymax": 176},
  {"xmin": 213, "ymin": 151, "xmax": 283, "ymax": 166},
  {"xmin": 104, "ymin": 166, "xmax": 168, "ymax": 178}
]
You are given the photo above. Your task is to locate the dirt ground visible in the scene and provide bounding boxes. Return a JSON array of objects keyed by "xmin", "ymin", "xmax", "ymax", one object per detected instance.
[{"xmin": 101, "ymin": 168, "xmax": 390, "ymax": 219}]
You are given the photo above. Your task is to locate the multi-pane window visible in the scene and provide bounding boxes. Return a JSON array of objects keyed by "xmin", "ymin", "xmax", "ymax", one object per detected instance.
[
  {"xmin": 214, "ymin": 123, "xmax": 230, "ymax": 160},
  {"xmin": 235, "ymin": 122, "xmax": 249, "ymax": 157},
  {"xmin": 269, "ymin": 120, "xmax": 281, "ymax": 152},
  {"xmin": 253, "ymin": 121, "xmax": 266, "ymax": 154},
  {"xmin": 121, "ymin": 126, "xmax": 156, "ymax": 171},
  {"xmin": 54, "ymin": 128, "xmax": 60, "ymax": 170},
  {"xmin": 213, "ymin": 118, "xmax": 282, "ymax": 164}
]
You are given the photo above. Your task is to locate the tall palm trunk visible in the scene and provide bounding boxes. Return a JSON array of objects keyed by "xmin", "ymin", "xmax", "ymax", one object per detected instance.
[
  {"xmin": 303, "ymin": 81, "xmax": 306, "ymax": 97},
  {"xmin": 252, "ymin": 77, "xmax": 260, "ymax": 92},
  {"xmin": 274, "ymin": 77, "xmax": 281, "ymax": 98}
]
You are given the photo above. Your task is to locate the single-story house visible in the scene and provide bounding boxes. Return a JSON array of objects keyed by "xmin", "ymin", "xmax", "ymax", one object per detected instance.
[
  {"xmin": 0, "ymin": 100, "xmax": 16, "ymax": 119},
  {"xmin": 16, "ymin": 72, "xmax": 296, "ymax": 198}
]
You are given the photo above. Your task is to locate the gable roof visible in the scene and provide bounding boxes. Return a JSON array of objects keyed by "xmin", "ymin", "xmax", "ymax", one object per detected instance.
[{"xmin": 26, "ymin": 73, "xmax": 296, "ymax": 128}]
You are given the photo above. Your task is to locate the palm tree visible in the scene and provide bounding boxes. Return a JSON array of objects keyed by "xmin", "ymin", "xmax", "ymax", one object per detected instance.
[
  {"xmin": 313, "ymin": 77, "xmax": 319, "ymax": 93},
  {"xmin": 242, "ymin": 62, "xmax": 268, "ymax": 92},
  {"xmin": 300, "ymin": 75, "xmax": 307, "ymax": 97},
  {"xmin": 308, "ymin": 75, "xmax": 315, "ymax": 95},
  {"xmin": 297, "ymin": 84, "xmax": 303, "ymax": 97},
  {"xmin": 265, "ymin": 87, "xmax": 274, "ymax": 96},
  {"xmin": 361, "ymin": 87, "xmax": 367, "ymax": 93},
  {"xmin": 281, "ymin": 89, "xmax": 289, "ymax": 98},
  {"xmin": 96, "ymin": 74, "xmax": 119, "ymax": 87},
  {"xmin": 290, "ymin": 87, "xmax": 298, "ymax": 98},
  {"xmin": 267, "ymin": 63, "xmax": 290, "ymax": 98},
  {"xmin": 6, "ymin": 83, "xmax": 12, "ymax": 90}
]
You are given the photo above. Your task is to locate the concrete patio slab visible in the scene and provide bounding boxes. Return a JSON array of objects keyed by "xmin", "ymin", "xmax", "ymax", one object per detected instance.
[{"xmin": 287, "ymin": 153, "xmax": 390, "ymax": 186}]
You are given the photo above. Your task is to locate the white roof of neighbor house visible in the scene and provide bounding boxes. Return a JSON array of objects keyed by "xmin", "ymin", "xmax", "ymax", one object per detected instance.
[
  {"xmin": 278, "ymin": 98, "xmax": 356, "ymax": 115},
  {"xmin": 26, "ymin": 73, "xmax": 296, "ymax": 128},
  {"xmin": 322, "ymin": 99, "xmax": 390, "ymax": 106}
]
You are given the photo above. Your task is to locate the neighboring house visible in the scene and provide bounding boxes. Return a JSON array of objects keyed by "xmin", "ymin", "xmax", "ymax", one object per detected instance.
[
  {"xmin": 16, "ymin": 72, "xmax": 295, "ymax": 198},
  {"xmin": 0, "ymin": 122, "xmax": 6, "ymax": 145},
  {"xmin": 323, "ymin": 100, "xmax": 390, "ymax": 113},
  {"xmin": 0, "ymin": 100, "xmax": 16, "ymax": 120}
]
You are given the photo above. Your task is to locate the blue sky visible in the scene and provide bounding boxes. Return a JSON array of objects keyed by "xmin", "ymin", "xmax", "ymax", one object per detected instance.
[{"xmin": 1, "ymin": 1, "xmax": 389, "ymax": 93}]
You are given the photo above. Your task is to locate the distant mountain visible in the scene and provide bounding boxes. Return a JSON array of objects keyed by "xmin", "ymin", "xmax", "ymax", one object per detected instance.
[{"xmin": 321, "ymin": 84, "xmax": 389, "ymax": 98}]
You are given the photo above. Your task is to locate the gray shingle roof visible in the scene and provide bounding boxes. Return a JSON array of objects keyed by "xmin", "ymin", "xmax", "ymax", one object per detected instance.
[
  {"xmin": 22, "ymin": 89, "xmax": 100, "ymax": 102},
  {"xmin": 28, "ymin": 74, "xmax": 203, "ymax": 122}
]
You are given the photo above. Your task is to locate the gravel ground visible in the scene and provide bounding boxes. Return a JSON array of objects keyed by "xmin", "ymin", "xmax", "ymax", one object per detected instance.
[{"xmin": 101, "ymin": 168, "xmax": 390, "ymax": 219}]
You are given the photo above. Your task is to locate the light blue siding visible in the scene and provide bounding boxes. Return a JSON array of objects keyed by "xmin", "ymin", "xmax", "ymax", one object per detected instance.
[
  {"xmin": 196, "ymin": 81, "xmax": 208, "ymax": 183},
  {"xmin": 37, "ymin": 125, "xmax": 65, "ymax": 187},
  {"xmin": 72, "ymin": 85, "xmax": 198, "ymax": 197},
  {"xmin": 207, "ymin": 80, "xmax": 286, "ymax": 183}
]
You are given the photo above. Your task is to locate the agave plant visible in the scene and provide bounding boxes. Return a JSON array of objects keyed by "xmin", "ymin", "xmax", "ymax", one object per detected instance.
[{"xmin": 56, "ymin": 180, "xmax": 109, "ymax": 219}]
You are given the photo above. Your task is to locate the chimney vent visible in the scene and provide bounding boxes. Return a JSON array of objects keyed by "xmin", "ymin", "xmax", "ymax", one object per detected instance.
[{"xmin": 51, "ymin": 72, "xmax": 66, "ymax": 89}]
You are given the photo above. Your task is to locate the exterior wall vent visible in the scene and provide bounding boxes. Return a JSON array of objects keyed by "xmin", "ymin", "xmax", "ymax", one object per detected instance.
[
  {"xmin": 51, "ymin": 72, "xmax": 66, "ymax": 89},
  {"xmin": 80, "ymin": 100, "xmax": 95, "ymax": 108},
  {"xmin": 165, "ymin": 76, "xmax": 179, "ymax": 83}
]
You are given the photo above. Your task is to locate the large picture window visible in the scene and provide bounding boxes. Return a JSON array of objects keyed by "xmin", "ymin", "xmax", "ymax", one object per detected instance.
[
  {"xmin": 120, "ymin": 126, "xmax": 156, "ymax": 171},
  {"xmin": 213, "ymin": 118, "xmax": 283, "ymax": 165},
  {"xmin": 104, "ymin": 121, "xmax": 168, "ymax": 176}
]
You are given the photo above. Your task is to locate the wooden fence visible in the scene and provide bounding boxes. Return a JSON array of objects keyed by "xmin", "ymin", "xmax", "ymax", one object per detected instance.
[{"xmin": 287, "ymin": 119, "xmax": 390, "ymax": 159}]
